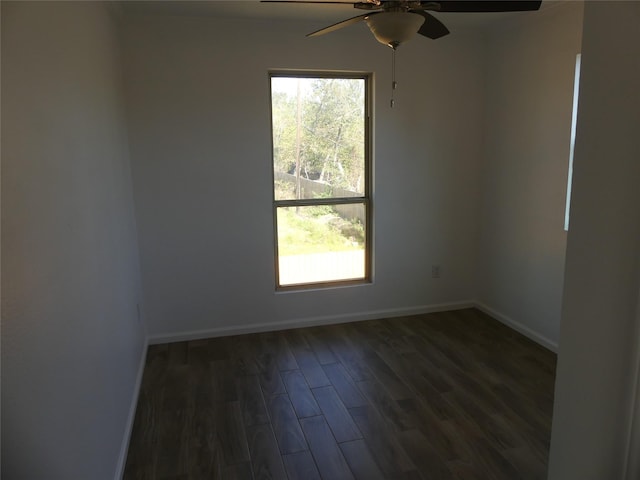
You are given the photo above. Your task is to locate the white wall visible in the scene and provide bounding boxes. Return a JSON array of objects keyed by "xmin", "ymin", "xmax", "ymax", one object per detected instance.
[
  {"xmin": 121, "ymin": 14, "xmax": 485, "ymax": 340},
  {"xmin": 548, "ymin": 1, "xmax": 640, "ymax": 478},
  {"xmin": 1, "ymin": 2, "xmax": 146, "ymax": 479},
  {"xmin": 476, "ymin": 2, "xmax": 584, "ymax": 349}
]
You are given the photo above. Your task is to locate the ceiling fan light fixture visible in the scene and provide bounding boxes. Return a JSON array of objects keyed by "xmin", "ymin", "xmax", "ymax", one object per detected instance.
[{"xmin": 365, "ymin": 12, "xmax": 425, "ymax": 49}]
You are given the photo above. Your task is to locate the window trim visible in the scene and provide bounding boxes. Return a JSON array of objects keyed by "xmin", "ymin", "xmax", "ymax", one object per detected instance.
[{"xmin": 269, "ymin": 70, "xmax": 373, "ymax": 291}]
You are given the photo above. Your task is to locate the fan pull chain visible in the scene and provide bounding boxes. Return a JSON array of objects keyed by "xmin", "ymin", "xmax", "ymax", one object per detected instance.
[{"xmin": 391, "ymin": 47, "xmax": 397, "ymax": 108}]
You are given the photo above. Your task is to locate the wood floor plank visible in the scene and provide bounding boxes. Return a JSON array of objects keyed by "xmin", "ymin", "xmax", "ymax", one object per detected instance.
[
  {"xmin": 446, "ymin": 366, "xmax": 506, "ymax": 415},
  {"xmin": 348, "ymin": 405, "xmax": 417, "ymax": 477},
  {"xmin": 312, "ymin": 385, "xmax": 362, "ymax": 443},
  {"xmin": 356, "ymin": 378, "xmax": 415, "ymax": 432},
  {"xmin": 445, "ymin": 414, "xmax": 524, "ymax": 480},
  {"xmin": 187, "ymin": 345, "xmax": 215, "ymax": 409},
  {"xmin": 258, "ymin": 366, "xmax": 287, "ymax": 397},
  {"xmin": 123, "ymin": 424, "xmax": 159, "ymax": 480},
  {"xmin": 399, "ymin": 350, "xmax": 455, "ymax": 394},
  {"xmin": 282, "ymin": 369, "xmax": 322, "ymax": 418},
  {"xmin": 339, "ymin": 439, "xmax": 385, "ymax": 480},
  {"xmin": 265, "ymin": 394, "xmax": 308, "ymax": 454},
  {"xmin": 447, "ymin": 459, "xmax": 489, "ymax": 480},
  {"xmin": 443, "ymin": 389, "xmax": 521, "ymax": 451},
  {"xmin": 324, "ymin": 325, "xmax": 373, "ymax": 382},
  {"xmin": 128, "ymin": 382, "xmax": 164, "ymax": 448},
  {"xmin": 250, "ymin": 335, "xmax": 288, "ymax": 397},
  {"xmin": 397, "ymin": 429, "xmax": 454, "ymax": 480},
  {"xmin": 222, "ymin": 462, "xmax": 255, "ymax": 480},
  {"xmin": 501, "ymin": 446, "xmax": 548, "ymax": 480},
  {"xmin": 492, "ymin": 383, "xmax": 553, "ymax": 434},
  {"xmin": 285, "ymin": 330, "xmax": 332, "ymax": 388},
  {"xmin": 215, "ymin": 401, "xmax": 251, "ymax": 466},
  {"xmin": 396, "ymin": 397, "xmax": 462, "ymax": 462},
  {"xmin": 264, "ymin": 331, "xmax": 299, "ymax": 372},
  {"xmin": 246, "ymin": 423, "xmax": 287, "ymax": 480},
  {"xmin": 155, "ymin": 407, "xmax": 190, "ymax": 478},
  {"xmin": 302, "ymin": 328, "xmax": 338, "ymax": 365},
  {"xmin": 225, "ymin": 334, "xmax": 260, "ymax": 376},
  {"xmin": 168, "ymin": 341, "xmax": 188, "ymax": 366},
  {"xmin": 211, "ymin": 358, "xmax": 239, "ymax": 403},
  {"xmin": 322, "ymin": 362, "xmax": 368, "ymax": 409},
  {"xmin": 464, "ymin": 437, "xmax": 523, "ymax": 480},
  {"xmin": 436, "ymin": 417, "xmax": 481, "ymax": 464},
  {"xmin": 185, "ymin": 405, "xmax": 219, "ymax": 478},
  {"xmin": 282, "ymin": 450, "xmax": 322, "ymax": 480},
  {"xmin": 206, "ymin": 336, "xmax": 231, "ymax": 362},
  {"xmin": 256, "ymin": 331, "xmax": 297, "ymax": 374},
  {"xmin": 373, "ymin": 343, "xmax": 438, "ymax": 396},
  {"xmin": 300, "ymin": 415, "xmax": 355, "ymax": 480},
  {"xmin": 493, "ymin": 409, "xmax": 550, "ymax": 464},
  {"xmin": 359, "ymin": 347, "xmax": 414, "ymax": 401},
  {"xmin": 162, "ymin": 364, "xmax": 190, "ymax": 411},
  {"xmin": 125, "ymin": 308, "xmax": 556, "ymax": 480},
  {"xmin": 237, "ymin": 375, "xmax": 270, "ymax": 427}
]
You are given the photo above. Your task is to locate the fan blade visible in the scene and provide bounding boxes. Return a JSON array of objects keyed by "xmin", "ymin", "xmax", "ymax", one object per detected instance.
[
  {"xmin": 414, "ymin": 11, "xmax": 450, "ymax": 39},
  {"xmin": 307, "ymin": 13, "xmax": 373, "ymax": 37},
  {"xmin": 435, "ymin": 1, "xmax": 541, "ymax": 12}
]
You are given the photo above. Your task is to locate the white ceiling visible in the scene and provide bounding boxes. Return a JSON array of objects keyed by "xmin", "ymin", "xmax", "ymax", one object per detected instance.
[{"xmin": 120, "ymin": 0, "xmax": 559, "ymax": 32}]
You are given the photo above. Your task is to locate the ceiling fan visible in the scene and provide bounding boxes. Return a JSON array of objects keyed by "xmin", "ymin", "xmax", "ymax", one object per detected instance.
[
  {"xmin": 262, "ymin": 0, "xmax": 542, "ymax": 49},
  {"xmin": 263, "ymin": 0, "xmax": 541, "ymax": 107}
]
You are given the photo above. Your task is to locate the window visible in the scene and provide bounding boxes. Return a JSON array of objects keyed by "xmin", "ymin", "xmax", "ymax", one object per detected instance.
[
  {"xmin": 270, "ymin": 72, "xmax": 371, "ymax": 289},
  {"xmin": 565, "ymin": 53, "xmax": 581, "ymax": 231}
]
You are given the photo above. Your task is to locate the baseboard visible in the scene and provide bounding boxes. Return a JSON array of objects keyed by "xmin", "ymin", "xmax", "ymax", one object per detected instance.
[
  {"xmin": 147, "ymin": 299, "xmax": 557, "ymax": 353},
  {"xmin": 114, "ymin": 339, "xmax": 148, "ymax": 480},
  {"xmin": 474, "ymin": 301, "xmax": 558, "ymax": 353},
  {"xmin": 148, "ymin": 300, "xmax": 475, "ymax": 345}
]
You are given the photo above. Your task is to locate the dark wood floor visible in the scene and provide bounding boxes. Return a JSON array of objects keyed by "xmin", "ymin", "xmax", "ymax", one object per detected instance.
[{"xmin": 124, "ymin": 308, "xmax": 556, "ymax": 480}]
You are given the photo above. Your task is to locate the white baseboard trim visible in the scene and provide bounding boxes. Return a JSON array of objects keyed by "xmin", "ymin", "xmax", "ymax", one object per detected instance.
[
  {"xmin": 474, "ymin": 301, "xmax": 558, "ymax": 353},
  {"xmin": 146, "ymin": 300, "xmax": 558, "ymax": 352},
  {"xmin": 148, "ymin": 300, "xmax": 475, "ymax": 345},
  {"xmin": 114, "ymin": 340, "xmax": 148, "ymax": 480}
]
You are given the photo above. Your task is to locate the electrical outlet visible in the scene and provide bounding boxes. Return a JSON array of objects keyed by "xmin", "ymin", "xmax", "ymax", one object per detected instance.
[{"xmin": 432, "ymin": 265, "xmax": 441, "ymax": 278}]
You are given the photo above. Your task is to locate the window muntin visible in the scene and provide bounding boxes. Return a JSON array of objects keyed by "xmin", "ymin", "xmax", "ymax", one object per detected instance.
[{"xmin": 270, "ymin": 73, "xmax": 371, "ymax": 289}]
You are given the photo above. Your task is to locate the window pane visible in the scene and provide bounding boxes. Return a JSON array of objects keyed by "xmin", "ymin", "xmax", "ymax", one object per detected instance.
[
  {"xmin": 276, "ymin": 204, "xmax": 366, "ymax": 286},
  {"xmin": 271, "ymin": 77, "xmax": 365, "ymax": 201}
]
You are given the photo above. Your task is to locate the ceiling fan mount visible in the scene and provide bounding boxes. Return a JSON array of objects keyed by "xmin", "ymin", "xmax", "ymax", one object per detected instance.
[{"xmin": 352, "ymin": 1, "xmax": 441, "ymax": 12}]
